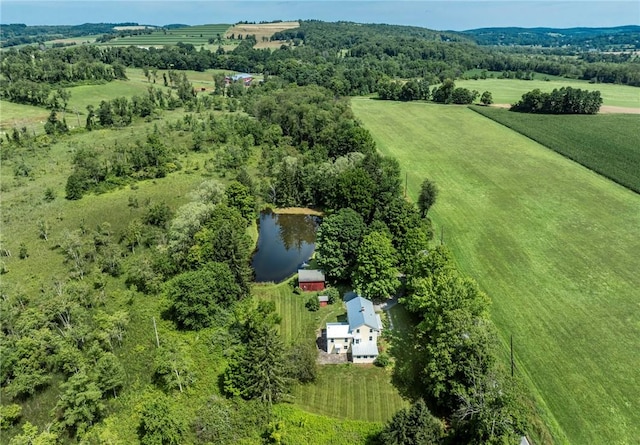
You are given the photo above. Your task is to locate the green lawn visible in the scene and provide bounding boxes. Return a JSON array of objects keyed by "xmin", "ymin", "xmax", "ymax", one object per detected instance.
[
  {"xmin": 454, "ymin": 77, "xmax": 640, "ymax": 108},
  {"xmin": 254, "ymin": 282, "xmax": 407, "ymax": 423},
  {"xmin": 470, "ymin": 106, "xmax": 640, "ymax": 193},
  {"xmin": 352, "ymin": 99, "xmax": 640, "ymax": 445}
]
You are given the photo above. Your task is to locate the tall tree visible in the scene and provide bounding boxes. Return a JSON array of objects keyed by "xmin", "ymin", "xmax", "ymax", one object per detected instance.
[
  {"xmin": 418, "ymin": 179, "xmax": 438, "ymax": 217},
  {"xmin": 315, "ymin": 208, "xmax": 367, "ymax": 281},
  {"xmin": 379, "ymin": 399, "xmax": 445, "ymax": 445},
  {"xmin": 352, "ymin": 231, "xmax": 400, "ymax": 301}
]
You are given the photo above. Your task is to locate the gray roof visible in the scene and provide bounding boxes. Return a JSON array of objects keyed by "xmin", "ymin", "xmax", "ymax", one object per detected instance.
[
  {"xmin": 346, "ymin": 296, "xmax": 382, "ymax": 331},
  {"xmin": 231, "ymin": 73, "xmax": 252, "ymax": 80},
  {"xmin": 352, "ymin": 341, "xmax": 379, "ymax": 356},
  {"xmin": 298, "ymin": 269, "xmax": 325, "ymax": 282},
  {"xmin": 318, "ymin": 295, "xmax": 329, "ymax": 302}
]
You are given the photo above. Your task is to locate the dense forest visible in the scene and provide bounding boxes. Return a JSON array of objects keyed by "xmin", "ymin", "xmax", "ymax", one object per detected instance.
[
  {"xmin": 462, "ymin": 25, "xmax": 640, "ymax": 50},
  {"xmin": 0, "ymin": 23, "xmax": 142, "ymax": 47}
]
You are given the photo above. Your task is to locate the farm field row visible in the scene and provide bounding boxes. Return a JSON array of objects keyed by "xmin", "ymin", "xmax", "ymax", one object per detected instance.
[
  {"xmin": 471, "ymin": 106, "xmax": 640, "ymax": 193},
  {"xmin": 352, "ymin": 99, "xmax": 640, "ymax": 445},
  {"xmin": 454, "ymin": 77, "xmax": 640, "ymax": 108}
]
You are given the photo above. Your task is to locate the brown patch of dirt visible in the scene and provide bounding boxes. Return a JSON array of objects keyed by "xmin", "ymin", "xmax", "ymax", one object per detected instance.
[
  {"xmin": 226, "ymin": 21, "xmax": 299, "ymax": 44},
  {"xmin": 598, "ymin": 105, "xmax": 640, "ymax": 114},
  {"xmin": 491, "ymin": 104, "xmax": 640, "ymax": 114},
  {"xmin": 272, "ymin": 207, "xmax": 324, "ymax": 216}
]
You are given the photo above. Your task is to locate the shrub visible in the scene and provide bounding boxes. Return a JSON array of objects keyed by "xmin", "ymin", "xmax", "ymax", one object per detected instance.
[
  {"xmin": 0, "ymin": 403, "xmax": 22, "ymax": 430},
  {"xmin": 325, "ymin": 287, "xmax": 340, "ymax": 304},
  {"xmin": 305, "ymin": 296, "xmax": 319, "ymax": 312},
  {"xmin": 374, "ymin": 352, "xmax": 391, "ymax": 368}
]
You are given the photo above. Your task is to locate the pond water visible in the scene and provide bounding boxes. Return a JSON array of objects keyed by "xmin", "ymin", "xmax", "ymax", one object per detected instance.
[{"xmin": 252, "ymin": 210, "xmax": 320, "ymax": 283}]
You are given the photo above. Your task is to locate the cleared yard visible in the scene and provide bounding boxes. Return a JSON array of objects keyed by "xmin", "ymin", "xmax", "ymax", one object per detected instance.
[
  {"xmin": 352, "ymin": 98, "xmax": 640, "ymax": 445},
  {"xmin": 254, "ymin": 281, "xmax": 406, "ymax": 422}
]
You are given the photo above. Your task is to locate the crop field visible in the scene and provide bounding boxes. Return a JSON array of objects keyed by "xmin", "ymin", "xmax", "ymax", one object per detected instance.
[
  {"xmin": 352, "ymin": 99, "xmax": 640, "ymax": 445},
  {"xmin": 454, "ymin": 77, "xmax": 640, "ymax": 109},
  {"xmin": 254, "ymin": 282, "xmax": 406, "ymax": 422},
  {"xmin": 471, "ymin": 106, "xmax": 640, "ymax": 193},
  {"xmin": 225, "ymin": 21, "xmax": 300, "ymax": 49},
  {"xmin": 100, "ymin": 24, "xmax": 231, "ymax": 48}
]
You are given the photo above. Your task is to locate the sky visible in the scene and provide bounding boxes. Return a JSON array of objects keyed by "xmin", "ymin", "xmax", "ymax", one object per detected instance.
[{"xmin": 1, "ymin": 1, "xmax": 638, "ymax": 31}]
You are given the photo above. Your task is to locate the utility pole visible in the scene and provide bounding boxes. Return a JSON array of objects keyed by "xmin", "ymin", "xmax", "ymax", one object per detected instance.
[
  {"xmin": 510, "ymin": 334, "xmax": 515, "ymax": 377},
  {"xmin": 153, "ymin": 317, "xmax": 160, "ymax": 347}
]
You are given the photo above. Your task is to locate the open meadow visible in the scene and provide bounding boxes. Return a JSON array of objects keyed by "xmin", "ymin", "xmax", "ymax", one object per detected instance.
[
  {"xmin": 352, "ymin": 99, "xmax": 640, "ymax": 445},
  {"xmin": 470, "ymin": 106, "xmax": 640, "ymax": 193},
  {"xmin": 455, "ymin": 77, "xmax": 640, "ymax": 109}
]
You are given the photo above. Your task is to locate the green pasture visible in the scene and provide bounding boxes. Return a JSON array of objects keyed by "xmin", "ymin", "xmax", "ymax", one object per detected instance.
[
  {"xmin": 253, "ymin": 282, "xmax": 407, "ymax": 423},
  {"xmin": 352, "ymin": 99, "xmax": 640, "ymax": 445},
  {"xmin": 455, "ymin": 77, "xmax": 640, "ymax": 108},
  {"xmin": 0, "ymin": 100, "xmax": 50, "ymax": 132},
  {"xmin": 471, "ymin": 106, "xmax": 640, "ymax": 193}
]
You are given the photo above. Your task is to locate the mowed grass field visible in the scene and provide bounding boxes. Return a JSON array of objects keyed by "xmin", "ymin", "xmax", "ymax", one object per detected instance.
[
  {"xmin": 455, "ymin": 77, "xmax": 640, "ymax": 109},
  {"xmin": 352, "ymin": 99, "xmax": 640, "ymax": 445},
  {"xmin": 253, "ymin": 282, "xmax": 407, "ymax": 422},
  {"xmin": 471, "ymin": 106, "xmax": 640, "ymax": 193}
]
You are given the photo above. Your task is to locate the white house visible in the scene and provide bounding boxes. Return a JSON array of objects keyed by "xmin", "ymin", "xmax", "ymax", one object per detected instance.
[{"xmin": 326, "ymin": 295, "xmax": 383, "ymax": 364}]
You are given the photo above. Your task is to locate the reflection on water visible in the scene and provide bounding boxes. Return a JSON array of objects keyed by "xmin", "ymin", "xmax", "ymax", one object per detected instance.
[{"xmin": 252, "ymin": 210, "xmax": 320, "ymax": 283}]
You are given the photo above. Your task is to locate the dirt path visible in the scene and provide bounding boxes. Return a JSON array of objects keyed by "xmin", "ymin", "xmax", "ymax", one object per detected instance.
[{"xmin": 491, "ymin": 104, "xmax": 640, "ymax": 114}]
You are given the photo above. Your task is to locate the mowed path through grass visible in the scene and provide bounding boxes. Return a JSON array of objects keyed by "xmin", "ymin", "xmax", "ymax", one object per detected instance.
[{"xmin": 352, "ymin": 99, "xmax": 640, "ymax": 445}]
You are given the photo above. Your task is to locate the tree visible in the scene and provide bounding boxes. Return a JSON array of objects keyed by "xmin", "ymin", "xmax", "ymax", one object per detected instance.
[
  {"xmin": 8, "ymin": 422, "xmax": 58, "ymax": 445},
  {"xmin": 379, "ymin": 399, "xmax": 445, "ymax": 445},
  {"xmin": 480, "ymin": 91, "xmax": 493, "ymax": 106},
  {"xmin": 418, "ymin": 179, "xmax": 438, "ymax": 217},
  {"xmin": 165, "ymin": 261, "xmax": 242, "ymax": 330},
  {"xmin": 232, "ymin": 325, "xmax": 290, "ymax": 408},
  {"xmin": 93, "ymin": 352, "xmax": 125, "ymax": 397},
  {"xmin": 431, "ymin": 79, "xmax": 456, "ymax": 104},
  {"xmin": 153, "ymin": 337, "xmax": 195, "ymax": 392},
  {"xmin": 225, "ymin": 180, "xmax": 256, "ymax": 223},
  {"xmin": 352, "ymin": 231, "xmax": 400, "ymax": 301},
  {"xmin": 54, "ymin": 370, "xmax": 104, "ymax": 436},
  {"xmin": 286, "ymin": 342, "xmax": 318, "ymax": 383},
  {"xmin": 138, "ymin": 392, "xmax": 186, "ymax": 445},
  {"xmin": 315, "ymin": 208, "xmax": 367, "ymax": 281}
]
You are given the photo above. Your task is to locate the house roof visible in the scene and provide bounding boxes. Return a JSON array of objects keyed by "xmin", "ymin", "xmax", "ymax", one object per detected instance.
[
  {"xmin": 318, "ymin": 296, "xmax": 329, "ymax": 302},
  {"xmin": 298, "ymin": 269, "xmax": 325, "ymax": 283},
  {"xmin": 326, "ymin": 322, "xmax": 351, "ymax": 339},
  {"xmin": 352, "ymin": 342, "xmax": 379, "ymax": 356},
  {"xmin": 346, "ymin": 296, "xmax": 382, "ymax": 331},
  {"xmin": 231, "ymin": 73, "xmax": 252, "ymax": 80}
]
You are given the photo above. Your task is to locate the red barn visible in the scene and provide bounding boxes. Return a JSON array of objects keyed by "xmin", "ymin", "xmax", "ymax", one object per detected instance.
[{"xmin": 298, "ymin": 269, "xmax": 325, "ymax": 291}]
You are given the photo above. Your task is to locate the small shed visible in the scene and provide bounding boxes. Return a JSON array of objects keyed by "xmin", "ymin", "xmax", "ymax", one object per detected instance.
[
  {"xmin": 318, "ymin": 295, "xmax": 329, "ymax": 307},
  {"xmin": 298, "ymin": 269, "xmax": 325, "ymax": 291}
]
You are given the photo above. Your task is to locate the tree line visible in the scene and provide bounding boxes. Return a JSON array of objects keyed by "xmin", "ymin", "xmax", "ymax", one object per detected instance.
[{"xmin": 511, "ymin": 86, "xmax": 603, "ymax": 114}]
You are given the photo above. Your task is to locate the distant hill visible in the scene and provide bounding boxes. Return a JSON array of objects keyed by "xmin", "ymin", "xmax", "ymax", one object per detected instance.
[
  {"xmin": 460, "ymin": 25, "xmax": 640, "ymax": 50},
  {"xmin": 0, "ymin": 23, "xmax": 144, "ymax": 47}
]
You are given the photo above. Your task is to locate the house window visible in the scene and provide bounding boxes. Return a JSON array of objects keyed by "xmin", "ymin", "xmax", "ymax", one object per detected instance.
[
  {"xmin": 369, "ymin": 336, "xmax": 373, "ymax": 341},
  {"xmin": 369, "ymin": 328, "xmax": 373, "ymax": 333},
  {"xmin": 356, "ymin": 329, "xmax": 360, "ymax": 333},
  {"xmin": 355, "ymin": 339, "xmax": 360, "ymax": 344},
  {"xmin": 344, "ymin": 338, "xmax": 348, "ymax": 342},
  {"xmin": 330, "ymin": 339, "xmax": 334, "ymax": 343}
]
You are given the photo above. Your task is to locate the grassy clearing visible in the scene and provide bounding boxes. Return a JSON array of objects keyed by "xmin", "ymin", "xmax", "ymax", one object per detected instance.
[
  {"xmin": 254, "ymin": 281, "xmax": 407, "ymax": 423},
  {"xmin": 470, "ymin": 106, "xmax": 640, "ymax": 193},
  {"xmin": 0, "ymin": 100, "xmax": 50, "ymax": 133},
  {"xmin": 454, "ymin": 77, "xmax": 640, "ymax": 108},
  {"xmin": 352, "ymin": 99, "xmax": 640, "ymax": 445}
]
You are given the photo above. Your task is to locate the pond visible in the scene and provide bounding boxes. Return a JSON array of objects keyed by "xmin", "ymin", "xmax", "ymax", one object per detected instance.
[{"xmin": 252, "ymin": 210, "xmax": 321, "ymax": 283}]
